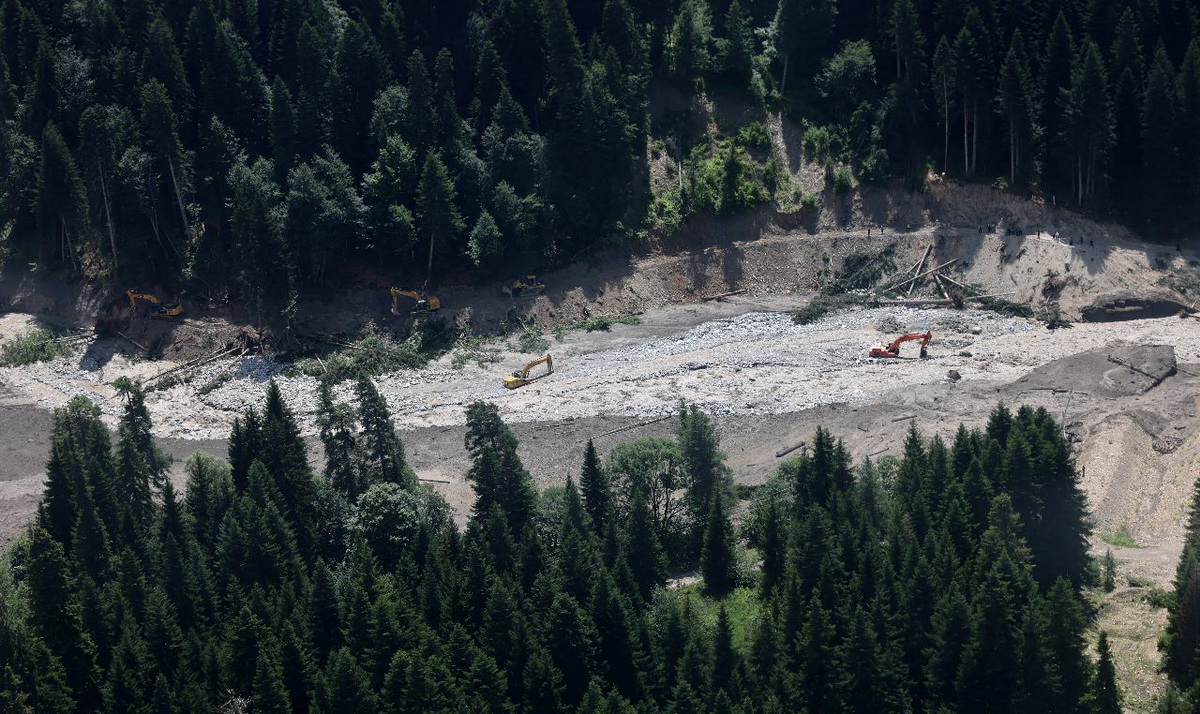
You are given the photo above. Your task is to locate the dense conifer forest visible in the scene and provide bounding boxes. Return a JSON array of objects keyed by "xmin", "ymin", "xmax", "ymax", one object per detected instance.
[
  {"xmin": 0, "ymin": 378, "xmax": 1121, "ymax": 712},
  {"xmin": 1, "ymin": 0, "xmax": 1198, "ymax": 320}
]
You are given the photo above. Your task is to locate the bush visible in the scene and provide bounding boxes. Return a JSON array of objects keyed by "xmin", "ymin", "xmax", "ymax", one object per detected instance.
[
  {"xmin": 975, "ymin": 296, "xmax": 1034, "ymax": 318},
  {"xmin": 574, "ymin": 314, "xmax": 642, "ymax": 332},
  {"xmin": 831, "ymin": 166, "xmax": 853, "ymax": 196},
  {"xmin": 822, "ymin": 244, "xmax": 896, "ymax": 295},
  {"xmin": 516, "ymin": 326, "xmax": 550, "ymax": 353},
  {"xmin": 735, "ymin": 122, "xmax": 771, "ymax": 152},
  {"xmin": 800, "ymin": 193, "xmax": 821, "ymax": 212},
  {"xmin": 1146, "ymin": 587, "xmax": 1175, "ymax": 609},
  {"xmin": 0, "ymin": 328, "xmax": 73, "ymax": 366},
  {"xmin": 293, "ymin": 323, "xmax": 455, "ymax": 383}
]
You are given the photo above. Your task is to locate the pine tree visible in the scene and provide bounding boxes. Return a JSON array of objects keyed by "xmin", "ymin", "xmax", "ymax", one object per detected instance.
[
  {"xmin": 317, "ymin": 381, "xmax": 361, "ymax": 498},
  {"xmin": 1140, "ymin": 44, "xmax": 1178, "ymax": 236},
  {"xmin": 354, "ymin": 376, "xmax": 415, "ymax": 489},
  {"xmin": 701, "ymin": 488, "xmax": 738, "ymax": 597},
  {"xmin": 1041, "ymin": 11, "xmax": 1075, "ymax": 200},
  {"xmin": 1092, "ymin": 631, "xmax": 1121, "ymax": 714},
  {"xmin": 464, "ymin": 401, "xmax": 536, "ymax": 533},
  {"xmin": 624, "ymin": 489, "xmax": 667, "ymax": 602},
  {"xmin": 113, "ymin": 377, "xmax": 170, "ymax": 534},
  {"xmin": 33, "ymin": 123, "xmax": 89, "ymax": 267},
  {"xmin": 416, "ymin": 152, "xmax": 462, "ymax": 279},
  {"xmin": 1066, "ymin": 38, "xmax": 1111, "ymax": 205},
  {"xmin": 313, "ymin": 648, "xmax": 379, "ymax": 713},
  {"xmin": 580, "ymin": 439, "xmax": 612, "ymax": 536}
]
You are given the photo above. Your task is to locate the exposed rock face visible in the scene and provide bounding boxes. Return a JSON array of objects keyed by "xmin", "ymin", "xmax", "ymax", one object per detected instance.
[{"xmin": 1081, "ymin": 291, "xmax": 1191, "ymax": 322}]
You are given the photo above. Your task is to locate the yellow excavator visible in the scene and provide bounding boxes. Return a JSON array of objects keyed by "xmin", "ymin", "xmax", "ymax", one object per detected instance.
[
  {"xmin": 504, "ymin": 353, "xmax": 553, "ymax": 389},
  {"xmin": 507, "ymin": 275, "xmax": 546, "ymax": 298},
  {"xmin": 125, "ymin": 289, "xmax": 184, "ymax": 318},
  {"xmin": 390, "ymin": 287, "xmax": 441, "ymax": 315}
]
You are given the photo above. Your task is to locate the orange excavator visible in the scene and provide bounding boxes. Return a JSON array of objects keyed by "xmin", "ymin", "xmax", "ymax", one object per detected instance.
[{"xmin": 869, "ymin": 331, "xmax": 932, "ymax": 359}]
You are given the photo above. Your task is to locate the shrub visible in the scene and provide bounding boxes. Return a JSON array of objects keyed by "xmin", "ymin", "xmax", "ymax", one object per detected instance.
[
  {"xmin": 735, "ymin": 122, "xmax": 771, "ymax": 152},
  {"xmin": 831, "ymin": 166, "xmax": 853, "ymax": 196},
  {"xmin": 0, "ymin": 328, "xmax": 73, "ymax": 366},
  {"xmin": 516, "ymin": 326, "xmax": 550, "ymax": 353}
]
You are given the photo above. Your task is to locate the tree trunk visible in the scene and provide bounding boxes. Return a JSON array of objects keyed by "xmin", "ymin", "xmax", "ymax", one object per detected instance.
[
  {"xmin": 942, "ymin": 77, "xmax": 949, "ymax": 173},
  {"xmin": 167, "ymin": 155, "xmax": 190, "ymax": 236},
  {"xmin": 780, "ymin": 54, "xmax": 789, "ymax": 95},
  {"xmin": 98, "ymin": 165, "xmax": 118, "ymax": 270},
  {"xmin": 962, "ymin": 90, "xmax": 970, "ymax": 175},
  {"xmin": 1010, "ymin": 114, "xmax": 1016, "ymax": 185},
  {"xmin": 964, "ymin": 99, "xmax": 974, "ymax": 177}
]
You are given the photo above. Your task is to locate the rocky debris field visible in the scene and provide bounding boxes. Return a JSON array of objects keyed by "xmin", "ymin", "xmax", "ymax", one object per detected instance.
[{"xmin": 5, "ymin": 300, "xmax": 1200, "ymax": 442}]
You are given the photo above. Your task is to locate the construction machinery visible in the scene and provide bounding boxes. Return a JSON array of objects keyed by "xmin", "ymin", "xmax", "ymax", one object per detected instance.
[
  {"xmin": 504, "ymin": 353, "xmax": 553, "ymax": 389},
  {"xmin": 506, "ymin": 275, "xmax": 546, "ymax": 298},
  {"xmin": 869, "ymin": 331, "xmax": 932, "ymax": 359},
  {"xmin": 125, "ymin": 289, "xmax": 184, "ymax": 318},
  {"xmin": 390, "ymin": 287, "xmax": 441, "ymax": 315}
]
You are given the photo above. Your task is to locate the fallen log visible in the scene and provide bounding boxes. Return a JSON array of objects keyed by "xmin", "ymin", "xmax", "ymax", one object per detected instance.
[
  {"xmin": 775, "ymin": 441, "xmax": 806, "ymax": 458},
  {"xmin": 594, "ymin": 414, "xmax": 673, "ymax": 439},
  {"xmin": 703, "ymin": 289, "xmax": 747, "ymax": 301},
  {"xmin": 117, "ymin": 331, "xmax": 149, "ymax": 353},
  {"xmin": 890, "ymin": 258, "xmax": 958, "ymax": 291},
  {"xmin": 875, "ymin": 298, "xmax": 954, "ymax": 306},
  {"xmin": 907, "ymin": 245, "xmax": 933, "ymax": 296}
]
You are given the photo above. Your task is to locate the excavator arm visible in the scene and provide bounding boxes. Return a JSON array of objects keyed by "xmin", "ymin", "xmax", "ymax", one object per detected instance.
[
  {"xmin": 126, "ymin": 289, "xmax": 183, "ymax": 319},
  {"xmin": 869, "ymin": 331, "xmax": 932, "ymax": 358},
  {"xmin": 391, "ymin": 287, "xmax": 441, "ymax": 315},
  {"xmin": 504, "ymin": 353, "xmax": 553, "ymax": 388}
]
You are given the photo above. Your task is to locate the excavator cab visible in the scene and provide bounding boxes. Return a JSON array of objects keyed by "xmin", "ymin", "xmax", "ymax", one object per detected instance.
[
  {"xmin": 504, "ymin": 353, "xmax": 553, "ymax": 388},
  {"xmin": 869, "ymin": 331, "xmax": 932, "ymax": 359},
  {"xmin": 390, "ymin": 287, "xmax": 441, "ymax": 315},
  {"xmin": 508, "ymin": 275, "xmax": 546, "ymax": 298}
]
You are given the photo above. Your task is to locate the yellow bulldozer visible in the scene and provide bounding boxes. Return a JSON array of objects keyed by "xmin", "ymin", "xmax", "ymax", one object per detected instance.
[
  {"xmin": 390, "ymin": 287, "xmax": 441, "ymax": 315},
  {"xmin": 125, "ymin": 289, "xmax": 184, "ymax": 319},
  {"xmin": 504, "ymin": 353, "xmax": 553, "ymax": 389}
]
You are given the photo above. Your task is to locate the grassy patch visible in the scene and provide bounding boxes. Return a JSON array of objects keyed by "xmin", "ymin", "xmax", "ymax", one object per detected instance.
[
  {"xmin": 0, "ymin": 328, "xmax": 73, "ymax": 367},
  {"xmin": 658, "ymin": 585, "xmax": 761, "ymax": 651},
  {"xmin": 574, "ymin": 314, "xmax": 642, "ymax": 332},
  {"xmin": 1101, "ymin": 525, "xmax": 1141, "ymax": 549}
]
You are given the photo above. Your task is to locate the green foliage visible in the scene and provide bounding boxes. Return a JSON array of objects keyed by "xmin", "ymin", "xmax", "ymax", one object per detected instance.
[
  {"xmin": 831, "ymin": 166, "xmax": 854, "ymax": 196},
  {"xmin": 8, "ymin": 377, "xmax": 1106, "ymax": 711},
  {"xmin": 0, "ymin": 327, "xmax": 72, "ymax": 366},
  {"xmin": 976, "ymin": 297, "xmax": 1036, "ymax": 319},
  {"xmin": 1147, "ymin": 588, "xmax": 1176, "ymax": 610},
  {"xmin": 686, "ymin": 139, "xmax": 771, "ymax": 215},
  {"xmin": 294, "ymin": 326, "xmax": 455, "ymax": 384},
  {"xmin": 1101, "ymin": 525, "xmax": 1140, "ymax": 549},
  {"xmin": 822, "ymin": 244, "xmax": 897, "ymax": 295},
  {"xmin": 735, "ymin": 123, "xmax": 771, "ymax": 153},
  {"xmin": 515, "ymin": 325, "xmax": 549, "ymax": 354},
  {"xmin": 792, "ymin": 294, "xmax": 870, "ymax": 324},
  {"xmin": 573, "ymin": 314, "xmax": 642, "ymax": 332},
  {"xmin": 1037, "ymin": 308, "xmax": 1073, "ymax": 330}
]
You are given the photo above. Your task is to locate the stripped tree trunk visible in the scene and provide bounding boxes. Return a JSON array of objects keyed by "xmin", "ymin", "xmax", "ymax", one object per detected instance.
[{"xmin": 98, "ymin": 166, "xmax": 118, "ymax": 269}]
